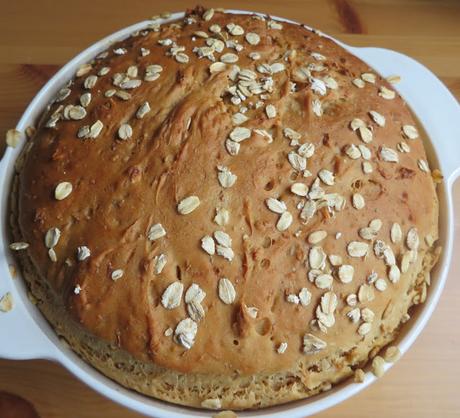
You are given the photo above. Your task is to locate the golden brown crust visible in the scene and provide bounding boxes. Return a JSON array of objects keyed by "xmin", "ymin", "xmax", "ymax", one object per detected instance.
[{"xmin": 11, "ymin": 7, "xmax": 440, "ymax": 409}]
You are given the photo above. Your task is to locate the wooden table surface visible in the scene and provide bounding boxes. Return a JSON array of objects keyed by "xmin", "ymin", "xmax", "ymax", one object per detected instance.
[{"xmin": 1, "ymin": 1, "xmax": 459, "ymax": 417}]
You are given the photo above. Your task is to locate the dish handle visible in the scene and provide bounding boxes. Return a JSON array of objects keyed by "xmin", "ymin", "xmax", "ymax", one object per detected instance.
[
  {"xmin": 0, "ymin": 289, "xmax": 60, "ymax": 360},
  {"xmin": 350, "ymin": 47, "xmax": 460, "ymax": 187},
  {"xmin": 0, "ymin": 256, "xmax": 60, "ymax": 360}
]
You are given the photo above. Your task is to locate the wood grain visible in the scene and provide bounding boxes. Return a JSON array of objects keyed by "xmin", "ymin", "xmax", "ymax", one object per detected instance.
[{"xmin": 1, "ymin": 1, "xmax": 459, "ymax": 417}]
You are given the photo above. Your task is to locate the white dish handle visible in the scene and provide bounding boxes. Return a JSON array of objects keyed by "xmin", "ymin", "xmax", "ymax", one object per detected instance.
[
  {"xmin": 348, "ymin": 46, "xmax": 460, "ymax": 187},
  {"xmin": 0, "ymin": 159, "xmax": 60, "ymax": 360},
  {"xmin": 0, "ymin": 285, "xmax": 60, "ymax": 360}
]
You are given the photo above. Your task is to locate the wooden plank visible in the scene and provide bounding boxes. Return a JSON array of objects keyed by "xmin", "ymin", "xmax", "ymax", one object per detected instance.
[{"xmin": 0, "ymin": 1, "xmax": 459, "ymax": 417}]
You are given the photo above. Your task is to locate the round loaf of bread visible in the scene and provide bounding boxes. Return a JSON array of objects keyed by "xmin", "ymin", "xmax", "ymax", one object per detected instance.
[{"xmin": 10, "ymin": 7, "xmax": 441, "ymax": 410}]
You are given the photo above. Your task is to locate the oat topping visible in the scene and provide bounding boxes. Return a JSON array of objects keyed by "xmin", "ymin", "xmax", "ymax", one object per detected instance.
[
  {"xmin": 406, "ymin": 227, "xmax": 420, "ymax": 250},
  {"xmin": 287, "ymin": 294, "xmax": 300, "ymax": 304},
  {"xmin": 347, "ymin": 241, "xmax": 369, "ymax": 257},
  {"xmin": 177, "ymin": 196, "xmax": 201, "ymax": 214},
  {"xmin": 217, "ymin": 165, "xmax": 237, "ymax": 188},
  {"xmin": 346, "ymin": 293, "xmax": 358, "ymax": 307},
  {"xmin": 303, "ymin": 333, "xmax": 327, "ymax": 354},
  {"xmin": 122, "ymin": 67, "xmax": 140, "ymax": 81},
  {"xmin": 338, "ymin": 264, "xmax": 354, "ymax": 283},
  {"xmin": 136, "ymin": 101, "xmax": 151, "ymax": 119},
  {"xmin": 111, "ymin": 269, "xmax": 124, "ymax": 281},
  {"xmin": 118, "ymin": 123, "xmax": 133, "ymax": 140},
  {"xmin": 358, "ymin": 126, "xmax": 373, "ymax": 143},
  {"xmin": 245, "ymin": 32, "xmax": 260, "ymax": 45},
  {"xmin": 384, "ymin": 346, "xmax": 401, "ymax": 363},
  {"xmin": 221, "ymin": 53, "xmax": 239, "ymax": 63},
  {"xmin": 201, "ymin": 235, "xmax": 216, "ymax": 255},
  {"xmin": 76, "ymin": 63, "xmax": 92, "ymax": 77},
  {"xmin": 45, "ymin": 227, "xmax": 61, "ymax": 249},
  {"xmin": 202, "ymin": 8, "xmax": 214, "ymax": 21},
  {"xmin": 162, "ymin": 282, "xmax": 184, "ymax": 309},
  {"xmin": 362, "ymin": 161, "xmax": 373, "ymax": 174},
  {"xmin": 388, "ymin": 264, "xmax": 401, "ymax": 283},
  {"xmin": 359, "ymin": 144, "xmax": 371, "ymax": 160},
  {"xmin": 187, "ymin": 300, "xmax": 205, "ymax": 322},
  {"xmin": 77, "ymin": 246, "xmax": 91, "ymax": 261},
  {"xmin": 371, "ymin": 355, "xmax": 385, "ymax": 377},
  {"xmin": 299, "ymin": 288, "xmax": 312, "ymax": 306},
  {"xmin": 55, "ymin": 182, "xmax": 73, "ymax": 200},
  {"xmin": 9, "ymin": 242, "xmax": 29, "ymax": 251},
  {"xmin": 276, "ymin": 342, "xmax": 288, "ymax": 354},
  {"xmin": 350, "ymin": 118, "xmax": 365, "ymax": 131},
  {"xmin": 318, "ymin": 169, "xmax": 335, "ymax": 186},
  {"xmin": 213, "ymin": 232, "xmax": 231, "ymax": 249},
  {"xmin": 265, "ymin": 104, "xmax": 277, "ymax": 119},
  {"xmin": 352, "ymin": 193, "xmax": 365, "ymax": 210},
  {"xmin": 200, "ymin": 398, "xmax": 221, "ymax": 410},
  {"xmin": 153, "ymin": 254, "xmax": 167, "ymax": 274},
  {"xmin": 48, "ymin": 248, "xmax": 57, "ymax": 262},
  {"xmin": 185, "ymin": 283, "xmax": 206, "ymax": 304},
  {"xmin": 145, "ymin": 64, "xmax": 163, "ymax": 81},
  {"xmin": 361, "ymin": 308, "xmax": 375, "ymax": 323},
  {"xmin": 309, "ymin": 246, "xmax": 326, "ymax": 269},
  {"xmin": 354, "ymin": 368, "xmax": 365, "ymax": 383},
  {"xmin": 148, "ymin": 223, "xmax": 166, "ymax": 241},
  {"xmin": 345, "ymin": 144, "xmax": 361, "ymax": 159},
  {"xmin": 308, "ymin": 230, "xmax": 327, "ymax": 244},
  {"xmin": 361, "ymin": 72, "xmax": 376, "ymax": 83},
  {"xmin": 358, "ymin": 284, "xmax": 375, "ymax": 303},
  {"xmin": 418, "ymin": 159, "xmax": 430, "ymax": 173},
  {"xmin": 83, "ymin": 75, "xmax": 98, "ymax": 90},
  {"xmin": 214, "ymin": 208, "xmax": 230, "ymax": 226},
  {"xmin": 379, "ymin": 146, "xmax": 399, "ymax": 163},
  {"xmin": 243, "ymin": 305, "xmax": 257, "ymax": 319},
  {"xmin": 402, "ymin": 124, "xmax": 419, "ymax": 139},
  {"xmin": 386, "ymin": 75, "xmax": 401, "ymax": 84},
  {"xmin": 369, "ymin": 110, "xmax": 385, "ymax": 127},
  {"xmin": 232, "ymin": 112, "xmax": 248, "ymax": 125},
  {"xmin": 218, "ymin": 278, "xmax": 236, "ymax": 304},
  {"xmin": 390, "ymin": 223, "xmax": 402, "ymax": 243},
  {"xmin": 175, "ymin": 318, "xmax": 198, "ymax": 349},
  {"xmin": 98, "ymin": 66, "xmax": 110, "ymax": 76},
  {"xmin": 229, "ymin": 127, "xmax": 251, "ymax": 142},
  {"xmin": 276, "ymin": 211, "xmax": 293, "ymax": 231},
  {"xmin": 217, "ymin": 245, "xmax": 234, "ymax": 261},
  {"xmin": 140, "ymin": 47, "xmax": 150, "ymax": 57},
  {"xmin": 310, "ymin": 77, "xmax": 327, "ymax": 96},
  {"xmin": 6, "ymin": 129, "xmax": 21, "ymax": 148},
  {"xmin": 80, "ymin": 92, "xmax": 92, "ymax": 107},
  {"xmin": 357, "ymin": 322, "xmax": 372, "ymax": 336},
  {"xmin": 347, "ymin": 307, "xmax": 360, "ymax": 323},
  {"xmin": 267, "ymin": 20, "xmax": 283, "ymax": 30},
  {"xmin": 78, "ymin": 120, "xmax": 103, "ymax": 139},
  {"xmin": 378, "ymin": 86, "xmax": 396, "ymax": 100},
  {"xmin": 315, "ymin": 273, "xmax": 333, "ymax": 290},
  {"xmin": 0, "ymin": 292, "xmax": 13, "ymax": 312},
  {"xmin": 266, "ymin": 198, "xmax": 287, "ymax": 214}
]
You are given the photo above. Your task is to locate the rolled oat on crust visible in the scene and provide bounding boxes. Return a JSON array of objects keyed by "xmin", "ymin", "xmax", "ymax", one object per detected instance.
[{"xmin": 10, "ymin": 6, "xmax": 440, "ymax": 410}]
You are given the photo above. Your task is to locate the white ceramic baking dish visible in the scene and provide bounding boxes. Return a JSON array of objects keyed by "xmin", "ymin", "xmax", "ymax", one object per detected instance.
[{"xmin": 1, "ymin": 9, "xmax": 459, "ymax": 418}]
